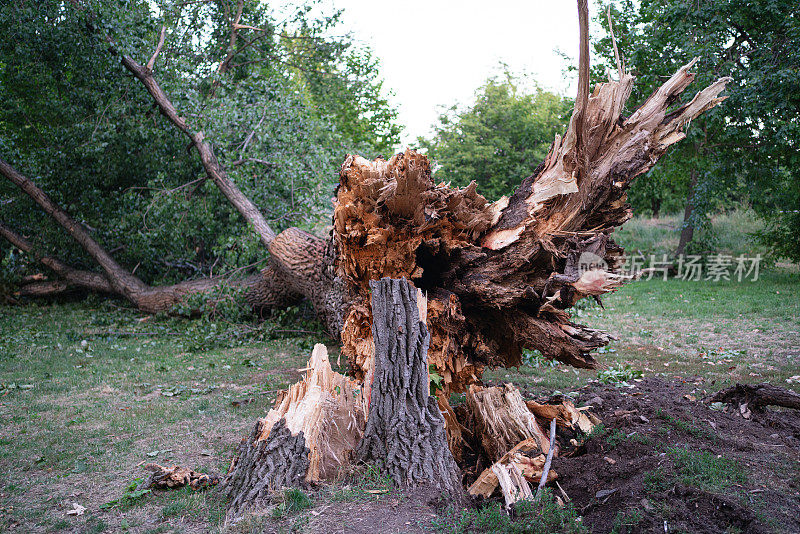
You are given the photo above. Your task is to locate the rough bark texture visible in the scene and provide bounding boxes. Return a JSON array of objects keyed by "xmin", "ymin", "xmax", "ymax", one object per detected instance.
[
  {"xmin": 709, "ymin": 383, "xmax": 800, "ymax": 412},
  {"xmin": 355, "ymin": 278, "xmax": 464, "ymax": 497},
  {"xmin": 224, "ymin": 418, "xmax": 310, "ymax": 519},
  {"xmin": 223, "ymin": 344, "xmax": 367, "ymax": 519}
]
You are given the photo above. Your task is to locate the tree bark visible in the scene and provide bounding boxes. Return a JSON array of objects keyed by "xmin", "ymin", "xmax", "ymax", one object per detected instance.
[
  {"xmin": 223, "ymin": 344, "xmax": 367, "ymax": 518},
  {"xmin": 224, "ymin": 418, "xmax": 310, "ymax": 518},
  {"xmin": 709, "ymin": 383, "xmax": 800, "ymax": 412},
  {"xmin": 0, "ymin": 165, "xmax": 263, "ymax": 314},
  {"xmin": 355, "ymin": 277, "xmax": 464, "ymax": 498},
  {"xmin": 676, "ymin": 168, "xmax": 698, "ymax": 256},
  {"xmin": 0, "ymin": 158, "xmax": 147, "ymax": 301}
]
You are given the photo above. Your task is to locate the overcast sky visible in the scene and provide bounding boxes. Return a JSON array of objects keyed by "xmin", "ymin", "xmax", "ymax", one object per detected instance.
[{"xmin": 275, "ymin": 1, "xmax": 586, "ymax": 148}]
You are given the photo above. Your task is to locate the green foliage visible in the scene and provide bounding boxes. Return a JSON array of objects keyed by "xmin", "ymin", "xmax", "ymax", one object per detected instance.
[
  {"xmin": 593, "ymin": 0, "xmax": 800, "ymax": 259},
  {"xmin": 100, "ymin": 478, "xmax": 151, "ymax": 510},
  {"xmin": 0, "ymin": 0, "xmax": 401, "ymax": 290},
  {"xmin": 667, "ymin": 447, "xmax": 746, "ymax": 491},
  {"xmin": 429, "ymin": 364, "xmax": 444, "ymax": 394},
  {"xmin": 522, "ymin": 349, "xmax": 559, "ymax": 368},
  {"xmin": 419, "ymin": 68, "xmax": 571, "ymax": 201},
  {"xmin": 173, "ymin": 302, "xmax": 324, "ymax": 353},
  {"xmin": 610, "ymin": 508, "xmax": 644, "ymax": 534},
  {"xmin": 597, "ymin": 364, "xmax": 642, "ymax": 386},
  {"xmin": 655, "ymin": 410, "xmax": 713, "ymax": 440},
  {"xmin": 604, "ymin": 428, "xmax": 627, "ymax": 448},
  {"xmin": 643, "ymin": 470, "xmax": 669, "ymax": 494},
  {"xmin": 271, "ymin": 488, "xmax": 313, "ymax": 518},
  {"xmin": 431, "ymin": 489, "xmax": 586, "ymax": 534}
]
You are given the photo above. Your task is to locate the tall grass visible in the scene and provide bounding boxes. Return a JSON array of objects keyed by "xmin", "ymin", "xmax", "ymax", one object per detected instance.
[{"xmin": 614, "ymin": 208, "xmax": 766, "ymax": 257}]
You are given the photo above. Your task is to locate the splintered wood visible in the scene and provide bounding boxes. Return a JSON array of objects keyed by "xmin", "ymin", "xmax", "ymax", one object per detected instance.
[
  {"xmin": 223, "ymin": 57, "xmax": 726, "ymax": 519},
  {"xmin": 259, "ymin": 344, "xmax": 368, "ymax": 482},
  {"xmin": 336, "ymin": 151, "xmax": 496, "ymax": 396},
  {"xmin": 467, "ymin": 384, "xmax": 551, "ymax": 462},
  {"xmin": 144, "ymin": 463, "xmax": 219, "ymax": 490},
  {"xmin": 466, "ymin": 384, "xmax": 599, "ymax": 504},
  {"xmin": 329, "ymin": 62, "xmax": 730, "ymax": 395}
]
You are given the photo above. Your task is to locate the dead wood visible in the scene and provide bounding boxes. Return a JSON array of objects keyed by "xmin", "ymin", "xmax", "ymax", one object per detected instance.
[
  {"xmin": 467, "ymin": 438, "xmax": 556, "ymax": 500},
  {"xmin": 535, "ymin": 419, "xmax": 557, "ymax": 500},
  {"xmin": 223, "ymin": 344, "xmax": 367, "ymax": 517},
  {"xmin": 144, "ymin": 463, "xmax": 219, "ymax": 490},
  {"xmin": 709, "ymin": 383, "xmax": 800, "ymax": 412},
  {"xmin": 466, "ymin": 384, "xmax": 550, "ymax": 462}
]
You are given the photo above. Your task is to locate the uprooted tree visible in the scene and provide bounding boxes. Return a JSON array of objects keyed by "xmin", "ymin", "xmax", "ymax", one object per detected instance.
[{"xmin": 1, "ymin": 0, "xmax": 730, "ymax": 516}]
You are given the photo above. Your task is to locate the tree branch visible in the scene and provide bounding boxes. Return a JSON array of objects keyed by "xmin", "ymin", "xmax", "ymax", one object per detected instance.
[
  {"xmin": 0, "ymin": 158, "xmax": 146, "ymax": 299},
  {"xmin": 111, "ymin": 38, "xmax": 277, "ymax": 246},
  {"xmin": 219, "ymin": 0, "xmax": 244, "ymax": 74},
  {"xmin": 575, "ymin": 0, "xmax": 591, "ymax": 181},
  {"xmin": 0, "ymin": 221, "xmax": 114, "ymax": 294},
  {"xmin": 146, "ymin": 26, "xmax": 167, "ymax": 72}
]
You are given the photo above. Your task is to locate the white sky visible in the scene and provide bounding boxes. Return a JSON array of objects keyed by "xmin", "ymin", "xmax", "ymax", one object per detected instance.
[{"xmin": 275, "ymin": 1, "xmax": 586, "ymax": 148}]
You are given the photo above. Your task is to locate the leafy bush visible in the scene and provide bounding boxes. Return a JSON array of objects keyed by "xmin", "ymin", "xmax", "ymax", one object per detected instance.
[{"xmin": 597, "ymin": 364, "xmax": 643, "ymax": 386}]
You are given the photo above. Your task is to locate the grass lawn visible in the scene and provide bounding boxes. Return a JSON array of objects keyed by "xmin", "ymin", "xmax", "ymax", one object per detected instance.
[
  {"xmin": 490, "ymin": 269, "xmax": 800, "ymax": 395},
  {"xmin": 0, "ymin": 212, "xmax": 797, "ymax": 532}
]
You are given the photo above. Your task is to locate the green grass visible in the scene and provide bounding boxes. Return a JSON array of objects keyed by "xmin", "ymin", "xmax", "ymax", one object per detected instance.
[
  {"xmin": 270, "ymin": 488, "xmax": 313, "ymax": 519},
  {"xmin": 614, "ymin": 208, "xmax": 766, "ymax": 257},
  {"xmin": 490, "ymin": 269, "xmax": 799, "ymax": 396},
  {"xmin": 667, "ymin": 447, "xmax": 747, "ymax": 491},
  {"xmin": 610, "ymin": 508, "xmax": 645, "ymax": 534},
  {"xmin": 431, "ymin": 489, "xmax": 585, "ymax": 534},
  {"xmin": 0, "ymin": 212, "xmax": 797, "ymax": 531},
  {"xmin": 0, "ymin": 301, "xmax": 320, "ymax": 532},
  {"xmin": 656, "ymin": 410, "xmax": 714, "ymax": 440},
  {"xmin": 642, "ymin": 448, "xmax": 747, "ymax": 496}
]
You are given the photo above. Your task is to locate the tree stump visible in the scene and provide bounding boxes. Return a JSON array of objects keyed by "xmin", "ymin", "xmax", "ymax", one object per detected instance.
[
  {"xmin": 356, "ymin": 277, "xmax": 464, "ymax": 497},
  {"xmin": 224, "ymin": 418, "xmax": 310, "ymax": 518}
]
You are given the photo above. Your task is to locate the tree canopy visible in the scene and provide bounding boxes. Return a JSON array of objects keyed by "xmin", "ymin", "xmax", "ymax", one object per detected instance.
[
  {"xmin": 0, "ymin": 0, "xmax": 401, "ymax": 287},
  {"xmin": 418, "ymin": 71, "xmax": 572, "ymax": 201},
  {"xmin": 593, "ymin": 0, "xmax": 800, "ymax": 259}
]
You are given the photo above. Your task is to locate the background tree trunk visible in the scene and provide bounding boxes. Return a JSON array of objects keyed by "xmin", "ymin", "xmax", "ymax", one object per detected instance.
[{"xmin": 676, "ymin": 168, "xmax": 698, "ymax": 256}]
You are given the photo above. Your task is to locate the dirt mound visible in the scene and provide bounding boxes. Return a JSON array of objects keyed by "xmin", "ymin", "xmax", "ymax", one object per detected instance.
[{"xmin": 553, "ymin": 378, "xmax": 800, "ymax": 533}]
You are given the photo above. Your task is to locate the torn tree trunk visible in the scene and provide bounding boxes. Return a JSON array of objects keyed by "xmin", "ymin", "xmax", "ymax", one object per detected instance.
[
  {"xmin": 225, "ymin": 279, "xmax": 463, "ymax": 520},
  {"xmin": 356, "ymin": 278, "xmax": 464, "ymax": 498},
  {"xmin": 331, "ymin": 63, "xmax": 731, "ymax": 396},
  {"xmin": 224, "ymin": 344, "xmax": 367, "ymax": 517}
]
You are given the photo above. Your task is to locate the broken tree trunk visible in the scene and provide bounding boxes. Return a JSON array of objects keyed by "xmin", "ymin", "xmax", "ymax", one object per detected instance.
[
  {"xmin": 223, "ymin": 344, "xmax": 367, "ymax": 516},
  {"xmin": 225, "ymin": 278, "xmax": 463, "ymax": 519},
  {"xmin": 356, "ymin": 277, "xmax": 464, "ymax": 497},
  {"xmin": 329, "ymin": 63, "xmax": 731, "ymax": 396}
]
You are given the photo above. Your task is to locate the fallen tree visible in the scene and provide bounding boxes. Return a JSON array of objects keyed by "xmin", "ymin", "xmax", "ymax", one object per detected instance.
[
  {"xmin": 1, "ymin": 0, "xmax": 731, "ymax": 514},
  {"xmin": 0, "ymin": 57, "xmax": 730, "ymax": 390}
]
